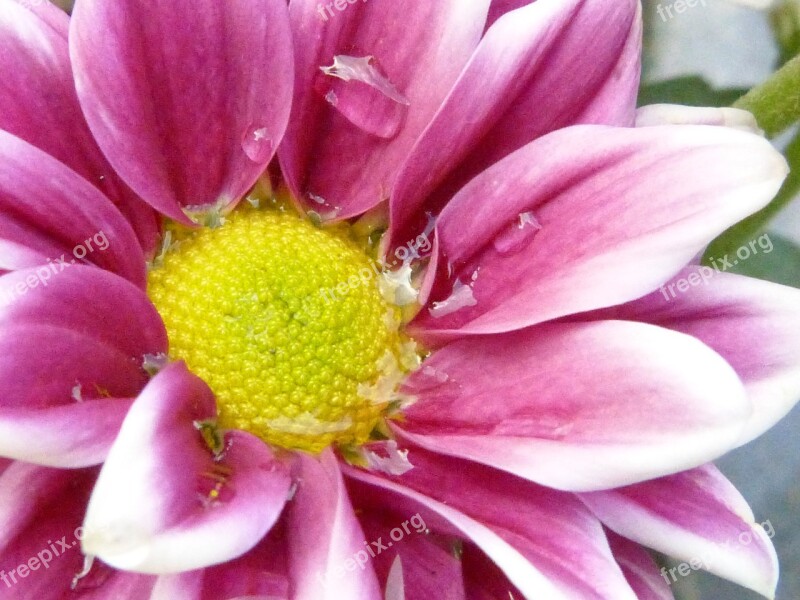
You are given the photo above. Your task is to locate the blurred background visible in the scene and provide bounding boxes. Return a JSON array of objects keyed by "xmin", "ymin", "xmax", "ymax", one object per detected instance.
[{"xmin": 44, "ymin": 0, "xmax": 799, "ymax": 597}]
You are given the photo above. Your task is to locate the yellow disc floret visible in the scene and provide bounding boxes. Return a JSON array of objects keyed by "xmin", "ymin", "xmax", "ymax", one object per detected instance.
[{"xmin": 147, "ymin": 206, "xmax": 407, "ymax": 453}]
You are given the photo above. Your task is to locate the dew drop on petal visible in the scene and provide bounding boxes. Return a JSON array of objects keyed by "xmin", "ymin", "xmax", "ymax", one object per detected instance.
[
  {"xmin": 493, "ymin": 211, "xmax": 542, "ymax": 256},
  {"xmin": 429, "ymin": 279, "xmax": 477, "ymax": 318},
  {"xmin": 321, "ymin": 55, "xmax": 410, "ymax": 105},
  {"xmin": 241, "ymin": 124, "xmax": 274, "ymax": 163}
]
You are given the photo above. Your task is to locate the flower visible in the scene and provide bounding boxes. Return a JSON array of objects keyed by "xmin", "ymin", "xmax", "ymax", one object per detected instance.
[{"xmin": 0, "ymin": 0, "xmax": 798, "ymax": 599}]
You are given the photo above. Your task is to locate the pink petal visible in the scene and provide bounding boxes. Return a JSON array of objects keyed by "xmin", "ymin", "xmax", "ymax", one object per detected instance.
[
  {"xmin": 344, "ymin": 466, "xmax": 570, "ymax": 599},
  {"xmin": 0, "ymin": 131, "xmax": 147, "ymax": 287},
  {"xmin": 0, "ymin": 267, "xmax": 166, "ymax": 466},
  {"xmin": 370, "ymin": 443, "xmax": 638, "ymax": 600},
  {"xmin": 0, "ymin": 266, "xmax": 165, "ymax": 406},
  {"xmin": 151, "ymin": 527, "xmax": 290, "ymax": 600},
  {"xmin": 581, "ymin": 465, "xmax": 779, "ymax": 598},
  {"xmin": 396, "ymin": 320, "xmax": 751, "ymax": 491},
  {"xmin": 279, "ymin": 0, "xmax": 490, "ymax": 219},
  {"xmin": 0, "ymin": 0, "xmax": 159, "ymax": 254},
  {"xmin": 285, "ymin": 450, "xmax": 383, "ymax": 600},
  {"xmin": 70, "ymin": 0, "xmax": 294, "ymax": 223},
  {"xmin": 357, "ymin": 508, "xmax": 466, "ymax": 600},
  {"xmin": 407, "ymin": 124, "xmax": 787, "ymax": 340},
  {"xmin": 390, "ymin": 0, "xmax": 642, "ymax": 248},
  {"xmin": 0, "ymin": 463, "xmax": 155, "ymax": 599},
  {"xmin": 591, "ymin": 268, "xmax": 800, "ymax": 446},
  {"xmin": 81, "ymin": 363, "xmax": 292, "ymax": 574},
  {"xmin": 607, "ymin": 532, "xmax": 675, "ymax": 600}
]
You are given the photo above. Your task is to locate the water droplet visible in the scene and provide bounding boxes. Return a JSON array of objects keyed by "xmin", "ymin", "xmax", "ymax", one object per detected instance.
[
  {"xmin": 429, "ymin": 279, "xmax": 477, "ymax": 318},
  {"xmin": 306, "ymin": 193, "xmax": 341, "ymax": 223},
  {"xmin": 493, "ymin": 211, "xmax": 542, "ymax": 256},
  {"xmin": 241, "ymin": 124, "xmax": 273, "ymax": 163},
  {"xmin": 324, "ymin": 90, "xmax": 338, "ymax": 107},
  {"xmin": 321, "ymin": 55, "xmax": 409, "ymax": 105}
]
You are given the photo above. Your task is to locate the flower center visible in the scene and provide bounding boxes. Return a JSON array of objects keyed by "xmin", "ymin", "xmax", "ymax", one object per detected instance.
[{"xmin": 147, "ymin": 205, "xmax": 412, "ymax": 453}]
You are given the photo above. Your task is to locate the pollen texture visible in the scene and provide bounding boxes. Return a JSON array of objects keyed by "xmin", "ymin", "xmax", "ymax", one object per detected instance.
[{"xmin": 147, "ymin": 207, "xmax": 404, "ymax": 453}]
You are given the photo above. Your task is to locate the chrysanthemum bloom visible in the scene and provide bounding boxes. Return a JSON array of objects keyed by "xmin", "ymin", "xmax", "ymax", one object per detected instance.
[{"xmin": 1, "ymin": 0, "xmax": 799, "ymax": 598}]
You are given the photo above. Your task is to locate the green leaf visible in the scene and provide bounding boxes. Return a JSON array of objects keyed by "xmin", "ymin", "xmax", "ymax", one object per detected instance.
[
  {"xmin": 704, "ymin": 130, "xmax": 800, "ymax": 264},
  {"xmin": 638, "ymin": 76, "xmax": 747, "ymax": 108},
  {"xmin": 724, "ymin": 233, "xmax": 800, "ymax": 288}
]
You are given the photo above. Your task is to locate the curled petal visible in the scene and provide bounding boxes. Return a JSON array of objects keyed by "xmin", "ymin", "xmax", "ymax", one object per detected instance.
[{"xmin": 82, "ymin": 363, "xmax": 292, "ymax": 574}]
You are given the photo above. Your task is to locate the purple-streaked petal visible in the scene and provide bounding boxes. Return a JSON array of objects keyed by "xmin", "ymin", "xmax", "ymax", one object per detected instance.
[
  {"xmin": 581, "ymin": 465, "xmax": 778, "ymax": 598},
  {"xmin": 0, "ymin": 0, "xmax": 159, "ymax": 253},
  {"xmin": 70, "ymin": 0, "xmax": 293, "ymax": 223},
  {"xmin": 607, "ymin": 532, "xmax": 675, "ymax": 600},
  {"xmin": 636, "ymin": 104, "xmax": 761, "ymax": 133},
  {"xmin": 409, "ymin": 124, "xmax": 787, "ymax": 340},
  {"xmin": 461, "ymin": 546, "xmax": 525, "ymax": 600},
  {"xmin": 285, "ymin": 450, "xmax": 382, "ymax": 600},
  {"xmin": 390, "ymin": 0, "xmax": 641, "ymax": 247},
  {"xmin": 344, "ymin": 466, "xmax": 571, "ymax": 599},
  {"xmin": 0, "ymin": 266, "xmax": 166, "ymax": 408},
  {"xmin": 358, "ymin": 508, "xmax": 466, "ymax": 600},
  {"xmin": 0, "ymin": 267, "xmax": 166, "ymax": 466},
  {"xmin": 0, "ymin": 463, "xmax": 156, "ymax": 599},
  {"xmin": 0, "ymin": 131, "xmax": 146, "ymax": 287},
  {"xmin": 0, "ymin": 400, "xmax": 133, "ymax": 469},
  {"xmin": 594, "ymin": 268, "xmax": 800, "ymax": 446},
  {"xmin": 279, "ymin": 0, "xmax": 490, "ymax": 219},
  {"xmin": 396, "ymin": 320, "xmax": 751, "ymax": 491},
  {"xmin": 372, "ymin": 443, "xmax": 638, "ymax": 600},
  {"xmin": 151, "ymin": 527, "xmax": 290, "ymax": 600},
  {"xmin": 82, "ymin": 363, "xmax": 292, "ymax": 574}
]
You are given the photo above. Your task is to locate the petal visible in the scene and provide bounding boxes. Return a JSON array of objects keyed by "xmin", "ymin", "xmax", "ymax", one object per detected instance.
[
  {"xmin": 371, "ymin": 443, "xmax": 638, "ymax": 600},
  {"xmin": 390, "ymin": 0, "xmax": 642, "ymax": 247},
  {"xmin": 409, "ymin": 124, "xmax": 788, "ymax": 340},
  {"xmin": 357, "ymin": 508, "xmax": 466, "ymax": 600},
  {"xmin": 285, "ymin": 450, "xmax": 383, "ymax": 600},
  {"xmin": 151, "ymin": 527, "xmax": 290, "ymax": 600},
  {"xmin": 0, "ymin": 266, "xmax": 166, "ymax": 466},
  {"xmin": 591, "ymin": 268, "xmax": 800, "ymax": 446},
  {"xmin": 636, "ymin": 104, "xmax": 762, "ymax": 134},
  {"xmin": 0, "ymin": 131, "xmax": 146, "ymax": 287},
  {"xmin": 82, "ymin": 363, "xmax": 292, "ymax": 574},
  {"xmin": 279, "ymin": 0, "xmax": 490, "ymax": 219},
  {"xmin": 0, "ymin": 266, "xmax": 165, "ymax": 403},
  {"xmin": 581, "ymin": 465, "xmax": 779, "ymax": 598},
  {"xmin": 396, "ymin": 320, "xmax": 751, "ymax": 491},
  {"xmin": 0, "ymin": 0, "xmax": 159, "ymax": 253},
  {"xmin": 0, "ymin": 463, "xmax": 155, "ymax": 599},
  {"xmin": 344, "ymin": 466, "xmax": 570, "ymax": 600},
  {"xmin": 70, "ymin": 0, "xmax": 294, "ymax": 222},
  {"xmin": 606, "ymin": 532, "xmax": 675, "ymax": 600}
]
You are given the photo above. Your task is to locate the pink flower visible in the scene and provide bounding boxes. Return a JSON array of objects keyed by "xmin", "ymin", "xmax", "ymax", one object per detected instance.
[{"xmin": 0, "ymin": 0, "xmax": 798, "ymax": 599}]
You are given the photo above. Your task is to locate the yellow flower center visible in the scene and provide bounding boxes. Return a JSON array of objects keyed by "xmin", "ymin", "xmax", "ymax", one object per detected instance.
[{"xmin": 147, "ymin": 205, "xmax": 412, "ymax": 453}]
